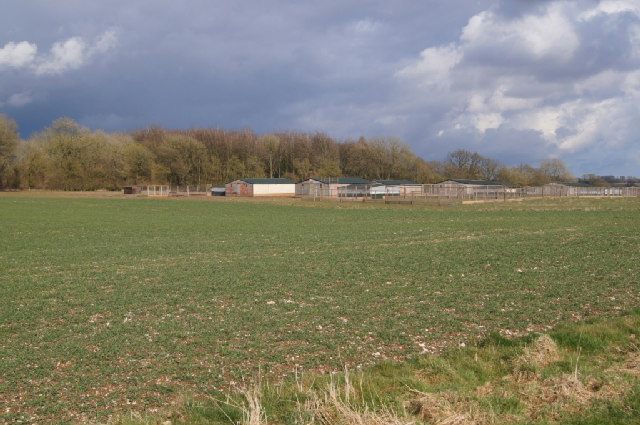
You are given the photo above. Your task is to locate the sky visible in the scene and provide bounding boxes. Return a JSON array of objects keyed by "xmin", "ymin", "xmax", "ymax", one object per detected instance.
[{"xmin": 1, "ymin": 0, "xmax": 640, "ymax": 177}]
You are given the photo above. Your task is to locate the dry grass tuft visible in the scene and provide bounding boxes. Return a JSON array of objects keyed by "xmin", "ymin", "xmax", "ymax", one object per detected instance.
[
  {"xmin": 621, "ymin": 351, "xmax": 640, "ymax": 376},
  {"xmin": 521, "ymin": 374, "xmax": 600, "ymax": 421},
  {"xmin": 408, "ymin": 391, "xmax": 488, "ymax": 425},
  {"xmin": 239, "ymin": 385, "xmax": 266, "ymax": 425},
  {"xmin": 303, "ymin": 371, "xmax": 414, "ymax": 425},
  {"xmin": 537, "ymin": 374, "xmax": 594, "ymax": 404},
  {"xmin": 520, "ymin": 334, "xmax": 561, "ymax": 368}
]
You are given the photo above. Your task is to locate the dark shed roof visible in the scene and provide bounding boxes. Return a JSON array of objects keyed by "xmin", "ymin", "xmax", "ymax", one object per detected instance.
[
  {"xmin": 444, "ymin": 179, "xmax": 514, "ymax": 187},
  {"xmin": 551, "ymin": 182, "xmax": 591, "ymax": 187},
  {"xmin": 373, "ymin": 179, "xmax": 420, "ymax": 185},
  {"xmin": 308, "ymin": 177, "xmax": 371, "ymax": 184},
  {"xmin": 236, "ymin": 178, "xmax": 295, "ymax": 184}
]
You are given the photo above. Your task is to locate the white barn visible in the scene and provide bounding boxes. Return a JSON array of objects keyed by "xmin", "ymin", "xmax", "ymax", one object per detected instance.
[
  {"xmin": 225, "ymin": 178, "xmax": 296, "ymax": 197},
  {"xmin": 371, "ymin": 180, "xmax": 422, "ymax": 197}
]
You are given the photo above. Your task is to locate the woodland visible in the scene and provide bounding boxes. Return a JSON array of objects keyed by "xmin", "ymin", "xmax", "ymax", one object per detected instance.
[{"xmin": 0, "ymin": 114, "xmax": 578, "ymax": 191}]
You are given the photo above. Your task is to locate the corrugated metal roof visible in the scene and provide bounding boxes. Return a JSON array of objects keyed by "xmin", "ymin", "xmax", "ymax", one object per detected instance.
[
  {"xmin": 373, "ymin": 179, "xmax": 420, "ymax": 185},
  {"xmin": 548, "ymin": 182, "xmax": 591, "ymax": 187},
  {"xmin": 309, "ymin": 177, "xmax": 371, "ymax": 184},
  {"xmin": 236, "ymin": 178, "xmax": 295, "ymax": 184},
  {"xmin": 443, "ymin": 179, "xmax": 514, "ymax": 187},
  {"xmin": 341, "ymin": 183, "xmax": 369, "ymax": 189}
]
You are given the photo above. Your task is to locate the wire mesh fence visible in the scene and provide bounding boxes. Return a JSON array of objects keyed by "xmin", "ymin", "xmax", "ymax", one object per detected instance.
[
  {"xmin": 296, "ymin": 183, "xmax": 640, "ymax": 203},
  {"xmin": 135, "ymin": 185, "xmax": 212, "ymax": 196},
  {"xmin": 127, "ymin": 183, "xmax": 640, "ymax": 201}
]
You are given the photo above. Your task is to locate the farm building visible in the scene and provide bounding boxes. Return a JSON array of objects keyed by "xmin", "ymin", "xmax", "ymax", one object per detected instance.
[
  {"xmin": 542, "ymin": 182, "xmax": 590, "ymax": 196},
  {"xmin": 225, "ymin": 178, "xmax": 295, "ymax": 197},
  {"xmin": 541, "ymin": 182, "xmax": 627, "ymax": 196},
  {"xmin": 296, "ymin": 177, "xmax": 370, "ymax": 198},
  {"xmin": 370, "ymin": 180, "xmax": 422, "ymax": 197},
  {"xmin": 337, "ymin": 183, "xmax": 370, "ymax": 198},
  {"xmin": 434, "ymin": 179, "xmax": 515, "ymax": 198}
]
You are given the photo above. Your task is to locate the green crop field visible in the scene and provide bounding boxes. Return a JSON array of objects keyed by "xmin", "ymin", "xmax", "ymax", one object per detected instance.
[{"xmin": 1, "ymin": 195, "xmax": 639, "ymax": 424}]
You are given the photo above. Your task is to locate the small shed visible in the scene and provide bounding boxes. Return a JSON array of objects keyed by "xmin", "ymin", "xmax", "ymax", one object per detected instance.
[
  {"xmin": 123, "ymin": 186, "xmax": 142, "ymax": 195},
  {"xmin": 210, "ymin": 186, "xmax": 226, "ymax": 196},
  {"xmin": 225, "ymin": 178, "xmax": 296, "ymax": 197}
]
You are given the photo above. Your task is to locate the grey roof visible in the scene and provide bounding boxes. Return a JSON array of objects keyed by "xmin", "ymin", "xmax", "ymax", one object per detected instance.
[
  {"xmin": 308, "ymin": 177, "xmax": 371, "ymax": 184},
  {"xmin": 549, "ymin": 182, "xmax": 591, "ymax": 187},
  {"xmin": 373, "ymin": 179, "xmax": 420, "ymax": 185},
  {"xmin": 340, "ymin": 184, "xmax": 369, "ymax": 190},
  {"xmin": 442, "ymin": 179, "xmax": 514, "ymax": 187},
  {"xmin": 235, "ymin": 178, "xmax": 295, "ymax": 184}
]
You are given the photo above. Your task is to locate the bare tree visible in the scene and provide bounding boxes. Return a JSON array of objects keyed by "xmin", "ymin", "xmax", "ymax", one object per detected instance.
[
  {"xmin": 0, "ymin": 114, "xmax": 19, "ymax": 188},
  {"xmin": 259, "ymin": 134, "xmax": 280, "ymax": 178},
  {"xmin": 539, "ymin": 158, "xmax": 575, "ymax": 182},
  {"xmin": 478, "ymin": 157, "xmax": 501, "ymax": 181},
  {"xmin": 444, "ymin": 149, "xmax": 483, "ymax": 179},
  {"xmin": 124, "ymin": 142, "xmax": 154, "ymax": 184}
]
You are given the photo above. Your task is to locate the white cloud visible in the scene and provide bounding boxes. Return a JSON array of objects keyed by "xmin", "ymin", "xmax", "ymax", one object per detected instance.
[
  {"xmin": 512, "ymin": 107, "xmax": 561, "ymax": 141},
  {"xmin": 7, "ymin": 92, "xmax": 33, "ymax": 107},
  {"xmin": 573, "ymin": 69, "xmax": 625, "ymax": 98},
  {"xmin": 556, "ymin": 99, "xmax": 618, "ymax": 151},
  {"xmin": 472, "ymin": 112, "xmax": 504, "ymax": 133},
  {"xmin": 622, "ymin": 70, "xmax": 640, "ymax": 98},
  {"xmin": 35, "ymin": 37, "xmax": 87, "ymax": 75},
  {"xmin": 488, "ymin": 86, "xmax": 542, "ymax": 112},
  {"xmin": 92, "ymin": 28, "xmax": 119, "ymax": 55},
  {"xmin": 510, "ymin": 98, "xmax": 628, "ymax": 152},
  {"xmin": 461, "ymin": 4, "xmax": 579, "ymax": 61},
  {"xmin": 0, "ymin": 29, "xmax": 118, "ymax": 76},
  {"xmin": 395, "ymin": 43, "xmax": 461, "ymax": 88},
  {"xmin": 349, "ymin": 18, "xmax": 380, "ymax": 35},
  {"xmin": 467, "ymin": 93, "xmax": 486, "ymax": 113},
  {"xmin": 579, "ymin": 0, "xmax": 640, "ymax": 21},
  {"xmin": 0, "ymin": 41, "xmax": 37, "ymax": 69}
]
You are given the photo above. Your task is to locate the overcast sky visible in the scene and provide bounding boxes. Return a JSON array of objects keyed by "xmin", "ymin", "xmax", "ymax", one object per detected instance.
[{"xmin": 1, "ymin": 0, "xmax": 639, "ymax": 176}]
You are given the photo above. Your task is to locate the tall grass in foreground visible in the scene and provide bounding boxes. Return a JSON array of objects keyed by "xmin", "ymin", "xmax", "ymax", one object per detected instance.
[{"xmin": 107, "ymin": 310, "xmax": 640, "ymax": 425}]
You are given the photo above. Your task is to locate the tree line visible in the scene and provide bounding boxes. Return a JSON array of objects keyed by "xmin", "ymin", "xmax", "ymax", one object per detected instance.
[{"xmin": 0, "ymin": 114, "xmax": 579, "ymax": 191}]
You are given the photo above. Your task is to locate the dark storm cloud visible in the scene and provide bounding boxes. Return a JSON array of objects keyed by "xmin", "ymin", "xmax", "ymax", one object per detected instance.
[{"xmin": 1, "ymin": 1, "xmax": 639, "ymax": 175}]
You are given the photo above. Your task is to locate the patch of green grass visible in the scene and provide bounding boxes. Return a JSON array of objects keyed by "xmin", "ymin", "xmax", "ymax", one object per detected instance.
[
  {"xmin": 552, "ymin": 310, "xmax": 640, "ymax": 353},
  {"xmin": 1, "ymin": 195, "xmax": 639, "ymax": 423},
  {"xmin": 561, "ymin": 385, "xmax": 640, "ymax": 425},
  {"xmin": 177, "ymin": 310, "xmax": 640, "ymax": 425}
]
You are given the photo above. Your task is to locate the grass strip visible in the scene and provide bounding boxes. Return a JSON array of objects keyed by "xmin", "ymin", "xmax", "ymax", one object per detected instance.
[{"xmin": 102, "ymin": 309, "xmax": 640, "ymax": 425}]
